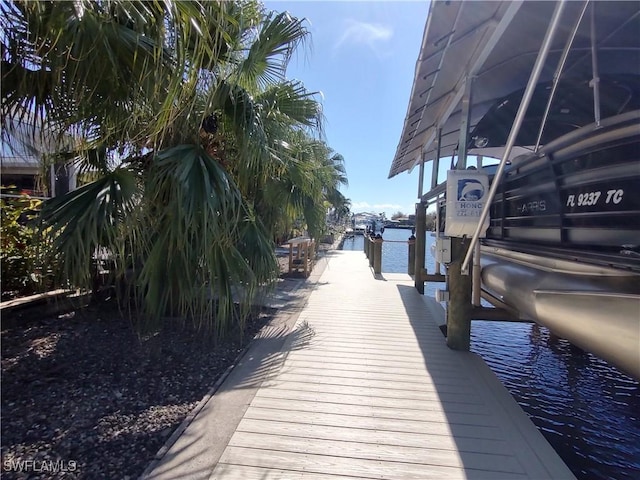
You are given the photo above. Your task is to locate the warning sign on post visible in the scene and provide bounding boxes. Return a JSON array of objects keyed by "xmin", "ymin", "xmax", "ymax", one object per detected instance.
[{"xmin": 445, "ymin": 170, "xmax": 490, "ymax": 238}]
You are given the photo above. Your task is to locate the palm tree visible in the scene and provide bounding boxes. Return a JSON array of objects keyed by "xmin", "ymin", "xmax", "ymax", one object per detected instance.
[
  {"xmin": 1, "ymin": 0, "xmax": 345, "ymax": 337},
  {"xmin": 332, "ymin": 198, "xmax": 352, "ymax": 224},
  {"xmin": 248, "ymin": 130, "xmax": 350, "ymax": 242}
]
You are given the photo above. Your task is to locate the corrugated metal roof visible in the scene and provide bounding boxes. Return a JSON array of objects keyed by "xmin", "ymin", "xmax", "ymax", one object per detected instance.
[{"xmin": 389, "ymin": 0, "xmax": 640, "ymax": 178}]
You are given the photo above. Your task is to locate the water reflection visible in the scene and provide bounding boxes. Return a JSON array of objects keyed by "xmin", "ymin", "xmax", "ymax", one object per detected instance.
[{"xmin": 472, "ymin": 320, "xmax": 640, "ymax": 480}]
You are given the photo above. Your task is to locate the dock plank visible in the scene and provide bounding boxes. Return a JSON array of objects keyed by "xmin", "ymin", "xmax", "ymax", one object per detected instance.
[
  {"xmin": 249, "ymin": 393, "xmax": 492, "ymax": 419},
  {"xmin": 228, "ymin": 431, "xmax": 525, "ymax": 473},
  {"xmin": 258, "ymin": 380, "xmax": 481, "ymax": 405},
  {"xmin": 282, "ymin": 351, "xmax": 465, "ymax": 371},
  {"xmin": 210, "ymin": 464, "xmax": 366, "ymax": 480},
  {"xmin": 215, "ymin": 446, "xmax": 528, "ymax": 480},
  {"xmin": 235, "ymin": 417, "xmax": 510, "ymax": 454},
  {"xmin": 279, "ymin": 364, "xmax": 471, "ymax": 385},
  {"xmin": 282, "ymin": 358, "xmax": 467, "ymax": 378},
  {"xmin": 242, "ymin": 405, "xmax": 503, "ymax": 438},
  {"xmin": 252, "ymin": 392, "xmax": 494, "ymax": 421},
  {"xmin": 272, "ymin": 371, "xmax": 476, "ymax": 394}
]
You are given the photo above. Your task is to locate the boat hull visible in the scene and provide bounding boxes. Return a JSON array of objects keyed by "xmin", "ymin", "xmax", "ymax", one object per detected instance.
[
  {"xmin": 481, "ymin": 246, "xmax": 640, "ymax": 379},
  {"xmin": 486, "ymin": 111, "xmax": 640, "ymax": 266}
]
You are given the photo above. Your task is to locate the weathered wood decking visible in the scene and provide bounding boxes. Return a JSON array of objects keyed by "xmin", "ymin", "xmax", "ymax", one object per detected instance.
[{"xmin": 206, "ymin": 250, "xmax": 575, "ymax": 479}]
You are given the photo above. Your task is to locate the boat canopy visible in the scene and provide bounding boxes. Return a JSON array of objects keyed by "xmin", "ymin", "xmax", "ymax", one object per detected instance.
[{"xmin": 388, "ymin": 0, "xmax": 640, "ymax": 179}]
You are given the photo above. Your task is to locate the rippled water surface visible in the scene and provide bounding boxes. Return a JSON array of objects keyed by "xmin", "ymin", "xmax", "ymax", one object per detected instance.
[{"xmin": 342, "ymin": 228, "xmax": 640, "ymax": 480}]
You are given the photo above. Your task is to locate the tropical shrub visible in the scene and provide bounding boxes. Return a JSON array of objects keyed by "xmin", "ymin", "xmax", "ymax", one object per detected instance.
[{"xmin": 0, "ymin": 189, "xmax": 59, "ymax": 299}]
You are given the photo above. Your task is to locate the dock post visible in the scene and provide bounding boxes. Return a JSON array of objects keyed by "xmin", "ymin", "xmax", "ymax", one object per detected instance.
[
  {"xmin": 288, "ymin": 242, "xmax": 294, "ymax": 274},
  {"xmin": 414, "ymin": 202, "xmax": 426, "ymax": 294},
  {"xmin": 363, "ymin": 234, "xmax": 368, "ymax": 255},
  {"xmin": 373, "ymin": 236, "xmax": 383, "ymax": 275},
  {"xmin": 368, "ymin": 237, "xmax": 375, "ymax": 268},
  {"xmin": 472, "ymin": 241, "xmax": 481, "ymax": 306},
  {"xmin": 446, "ymin": 237, "xmax": 472, "ymax": 351},
  {"xmin": 407, "ymin": 235, "xmax": 416, "ymax": 275}
]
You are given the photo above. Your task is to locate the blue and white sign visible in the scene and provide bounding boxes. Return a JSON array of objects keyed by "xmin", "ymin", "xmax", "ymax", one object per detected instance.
[{"xmin": 445, "ymin": 170, "xmax": 490, "ymax": 237}]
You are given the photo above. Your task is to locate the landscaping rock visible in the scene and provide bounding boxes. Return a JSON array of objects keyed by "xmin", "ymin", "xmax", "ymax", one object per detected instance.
[{"xmin": 1, "ymin": 301, "xmax": 269, "ymax": 479}]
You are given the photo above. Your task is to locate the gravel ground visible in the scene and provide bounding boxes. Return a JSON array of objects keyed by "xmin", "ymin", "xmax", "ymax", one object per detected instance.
[{"xmin": 1, "ymin": 299, "xmax": 273, "ymax": 480}]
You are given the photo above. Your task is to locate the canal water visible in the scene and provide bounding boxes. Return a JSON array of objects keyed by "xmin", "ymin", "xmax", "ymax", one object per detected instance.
[{"xmin": 341, "ymin": 228, "xmax": 640, "ymax": 480}]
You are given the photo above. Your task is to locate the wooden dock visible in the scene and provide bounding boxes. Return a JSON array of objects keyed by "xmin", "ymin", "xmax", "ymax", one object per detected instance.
[{"xmin": 205, "ymin": 250, "xmax": 575, "ymax": 479}]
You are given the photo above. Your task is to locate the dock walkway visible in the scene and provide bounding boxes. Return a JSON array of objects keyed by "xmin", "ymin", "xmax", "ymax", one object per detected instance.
[{"xmin": 145, "ymin": 250, "xmax": 575, "ymax": 480}]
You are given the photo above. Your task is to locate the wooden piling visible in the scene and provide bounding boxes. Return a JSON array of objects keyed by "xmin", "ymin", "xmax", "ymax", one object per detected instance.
[
  {"xmin": 446, "ymin": 237, "xmax": 473, "ymax": 351},
  {"xmin": 407, "ymin": 236, "xmax": 416, "ymax": 276},
  {"xmin": 414, "ymin": 203, "xmax": 426, "ymax": 294},
  {"xmin": 373, "ymin": 237, "xmax": 383, "ymax": 275}
]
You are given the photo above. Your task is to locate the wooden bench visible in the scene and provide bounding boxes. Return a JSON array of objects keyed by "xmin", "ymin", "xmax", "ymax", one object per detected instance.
[{"xmin": 287, "ymin": 237, "xmax": 315, "ymax": 277}]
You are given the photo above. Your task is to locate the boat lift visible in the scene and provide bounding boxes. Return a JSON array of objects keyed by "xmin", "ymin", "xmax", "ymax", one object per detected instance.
[{"xmin": 389, "ymin": 0, "xmax": 640, "ymax": 379}]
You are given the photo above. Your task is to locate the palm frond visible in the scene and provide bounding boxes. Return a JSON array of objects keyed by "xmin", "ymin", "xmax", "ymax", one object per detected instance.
[
  {"xmin": 39, "ymin": 167, "xmax": 140, "ymax": 286},
  {"xmin": 235, "ymin": 11, "xmax": 309, "ymax": 91},
  {"xmin": 258, "ymin": 80, "xmax": 323, "ymax": 131},
  {"xmin": 138, "ymin": 144, "xmax": 276, "ymax": 336}
]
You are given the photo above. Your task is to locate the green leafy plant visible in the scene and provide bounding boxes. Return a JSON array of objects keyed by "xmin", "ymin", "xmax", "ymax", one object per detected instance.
[{"xmin": 0, "ymin": 189, "xmax": 59, "ymax": 299}]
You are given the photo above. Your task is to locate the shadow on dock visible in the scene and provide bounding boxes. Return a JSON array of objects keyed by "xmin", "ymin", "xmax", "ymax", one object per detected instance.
[{"xmin": 396, "ymin": 283, "xmax": 576, "ymax": 479}]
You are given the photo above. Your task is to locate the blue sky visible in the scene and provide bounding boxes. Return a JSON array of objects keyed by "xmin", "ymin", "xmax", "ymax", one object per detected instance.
[{"xmin": 265, "ymin": 1, "xmax": 430, "ymax": 217}]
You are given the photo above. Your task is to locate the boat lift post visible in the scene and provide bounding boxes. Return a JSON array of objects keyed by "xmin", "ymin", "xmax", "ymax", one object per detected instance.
[
  {"xmin": 590, "ymin": 2, "xmax": 602, "ymax": 128},
  {"xmin": 433, "ymin": 129, "xmax": 443, "ymax": 276},
  {"xmin": 535, "ymin": 0, "xmax": 588, "ymax": 152},
  {"xmin": 417, "ymin": 152, "xmax": 425, "ymax": 200},
  {"xmin": 414, "ymin": 201, "xmax": 427, "ymax": 294},
  {"xmin": 413, "ymin": 151, "xmax": 428, "ymax": 289},
  {"xmin": 472, "ymin": 155, "xmax": 483, "ymax": 307},
  {"xmin": 434, "ymin": 198, "xmax": 442, "ymax": 276},
  {"xmin": 413, "ymin": 129, "xmax": 447, "ymax": 286},
  {"xmin": 446, "ymin": 75, "xmax": 474, "ymax": 351}
]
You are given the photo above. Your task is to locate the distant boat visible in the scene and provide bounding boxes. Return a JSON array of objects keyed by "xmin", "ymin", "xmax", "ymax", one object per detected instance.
[
  {"xmin": 353, "ymin": 224, "xmax": 367, "ymax": 235},
  {"xmin": 384, "ymin": 219, "xmax": 414, "ymax": 229}
]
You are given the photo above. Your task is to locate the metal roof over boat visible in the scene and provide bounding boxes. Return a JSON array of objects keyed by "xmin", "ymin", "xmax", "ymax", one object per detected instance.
[{"xmin": 388, "ymin": 0, "xmax": 640, "ymax": 179}]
